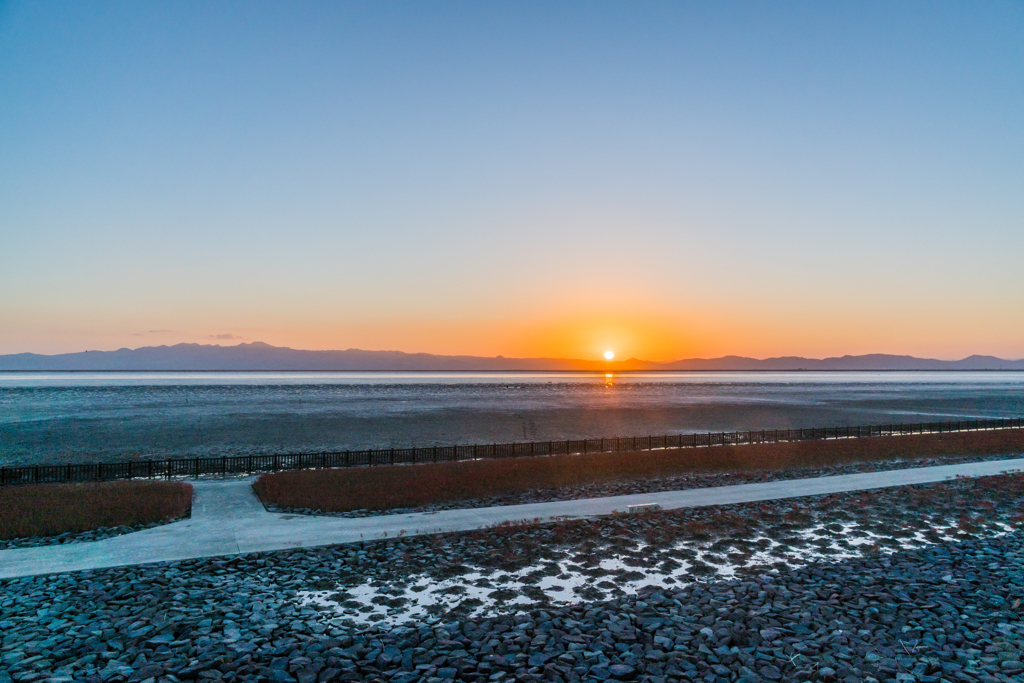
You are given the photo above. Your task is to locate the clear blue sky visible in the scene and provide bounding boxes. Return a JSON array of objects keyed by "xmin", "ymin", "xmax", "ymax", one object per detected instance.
[{"xmin": 2, "ymin": 1, "xmax": 1022, "ymax": 360}]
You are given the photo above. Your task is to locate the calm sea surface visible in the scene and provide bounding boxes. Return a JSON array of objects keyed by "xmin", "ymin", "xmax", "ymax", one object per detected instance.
[{"xmin": 2, "ymin": 371, "xmax": 1023, "ymax": 465}]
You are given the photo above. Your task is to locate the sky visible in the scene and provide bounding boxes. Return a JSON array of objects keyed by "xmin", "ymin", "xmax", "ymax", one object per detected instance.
[{"xmin": 2, "ymin": 1, "xmax": 1023, "ymax": 361}]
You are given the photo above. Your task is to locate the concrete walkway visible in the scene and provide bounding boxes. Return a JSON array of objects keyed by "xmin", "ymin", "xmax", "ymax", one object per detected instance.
[{"xmin": 2, "ymin": 458, "xmax": 1023, "ymax": 580}]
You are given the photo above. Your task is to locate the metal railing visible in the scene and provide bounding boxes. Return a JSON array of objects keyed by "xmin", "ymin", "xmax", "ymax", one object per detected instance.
[{"xmin": 1, "ymin": 417, "xmax": 1021, "ymax": 486}]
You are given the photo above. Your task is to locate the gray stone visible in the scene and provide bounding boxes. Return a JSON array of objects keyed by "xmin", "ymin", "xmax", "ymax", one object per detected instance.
[
  {"xmin": 608, "ymin": 664, "xmax": 636, "ymax": 680},
  {"xmin": 528, "ymin": 652, "xmax": 555, "ymax": 667},
  {"xmin": 268, "ymin": 670, "xmax": 297, "ymax": 683}
]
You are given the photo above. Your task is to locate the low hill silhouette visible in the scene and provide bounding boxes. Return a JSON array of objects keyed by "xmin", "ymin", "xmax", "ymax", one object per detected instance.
[{"xmin": 1, "ymin": 342, "xmax": 1022, "ymax": 371}]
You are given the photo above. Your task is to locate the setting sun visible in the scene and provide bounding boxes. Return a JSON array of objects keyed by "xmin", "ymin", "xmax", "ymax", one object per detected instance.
[{"xmin": 604, "ymin": 350, "xmax": 615, "ymax": 360}]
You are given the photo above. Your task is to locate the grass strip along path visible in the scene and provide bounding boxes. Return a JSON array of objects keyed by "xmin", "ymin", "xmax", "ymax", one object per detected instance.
[
  {"xmin": 253, "ymin": 429, "xmax": 1024, "ymax": 513},
  {"xmin": 0, "ymin": 480, "xmax": 192, "ymax": 542},
  {"xmin": 2, "ymin": 457, "xmax": 1024, "ymax": 579}
]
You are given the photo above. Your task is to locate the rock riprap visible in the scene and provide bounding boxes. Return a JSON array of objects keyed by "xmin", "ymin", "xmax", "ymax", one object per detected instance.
[
  {"xmin": 2, "ymin": 473, "xmax": 1023, "ymax": 683},
  {"xmin": 0, "ymin": 519, "xmax": 188, "ymax": 551}
]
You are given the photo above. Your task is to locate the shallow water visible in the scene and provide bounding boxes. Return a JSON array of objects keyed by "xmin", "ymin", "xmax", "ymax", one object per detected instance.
[{"xmin": 2, "ymin": 371, "xmax": 1023, "ymax": 465}]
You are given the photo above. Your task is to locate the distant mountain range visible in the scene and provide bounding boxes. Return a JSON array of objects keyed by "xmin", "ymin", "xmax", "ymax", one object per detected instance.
[{"xmin": 1, "ymin": 342, "xmax": 1023, "ymax": 371}]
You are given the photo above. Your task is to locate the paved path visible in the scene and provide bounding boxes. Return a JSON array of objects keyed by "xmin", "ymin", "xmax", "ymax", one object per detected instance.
[{"xmin": 2, "ymin": 458, "xmax": 1023, "ymax": 579}]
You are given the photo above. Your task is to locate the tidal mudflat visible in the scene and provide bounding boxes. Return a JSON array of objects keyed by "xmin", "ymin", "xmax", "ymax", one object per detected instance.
[
  {"xmin": 2, "ymin": 473, "xmax": 1023, "ymax": 683},
  {"xmin": 3, "ymin": 371, "xmax": 1024, "ymax": 464}
]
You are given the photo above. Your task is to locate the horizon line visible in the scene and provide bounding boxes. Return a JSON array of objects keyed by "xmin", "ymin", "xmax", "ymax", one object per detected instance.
[{"xmin": 3, "ymin": 340, "xmax": 1024, "ymax": 365}]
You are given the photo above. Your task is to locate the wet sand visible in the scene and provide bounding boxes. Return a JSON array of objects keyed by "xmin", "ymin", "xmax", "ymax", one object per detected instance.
[{"xmin": 2, "ymin": 373, "xmax": 1023, "ymax": 465}]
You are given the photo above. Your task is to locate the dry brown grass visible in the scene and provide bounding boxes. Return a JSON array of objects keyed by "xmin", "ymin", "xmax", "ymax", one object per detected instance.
[
  {"xmin": 0, "ymin": 480, "xmax": 193, "ymax": 540},
  {"xmin": 253, "ymin": 428, "xmax": 1024, "ymax": 513}
]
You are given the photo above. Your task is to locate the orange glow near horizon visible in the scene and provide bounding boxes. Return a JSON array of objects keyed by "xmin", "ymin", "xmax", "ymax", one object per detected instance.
[{"xmin": 4, "ymin": 301, "xmax": 1024, "ymax": 361}]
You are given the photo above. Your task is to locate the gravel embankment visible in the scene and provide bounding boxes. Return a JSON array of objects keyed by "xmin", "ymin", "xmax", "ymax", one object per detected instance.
[
  {"xmin": 2, "ymin": 473, "xmax": 1023, "ymax": 683},
  {"xmin": 0, "ymin": 518, "xmax": 189, "ymax": 551}
]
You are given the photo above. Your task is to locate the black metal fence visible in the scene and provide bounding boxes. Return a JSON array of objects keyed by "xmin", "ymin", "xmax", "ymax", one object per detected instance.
[{"xmin": 1, "ymin": 417, "xmax": 1021, "ymax": 486}]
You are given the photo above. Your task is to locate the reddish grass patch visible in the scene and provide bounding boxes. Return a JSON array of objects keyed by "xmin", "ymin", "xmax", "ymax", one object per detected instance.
[
  {"xmin": 253, "ymin": 429, "xmax": 1024, "ymax": 513},
  {"xmin": 0, "ymin": 480, "xmax": 193, "ymax": 540}
]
